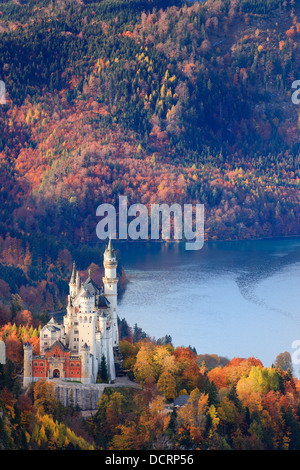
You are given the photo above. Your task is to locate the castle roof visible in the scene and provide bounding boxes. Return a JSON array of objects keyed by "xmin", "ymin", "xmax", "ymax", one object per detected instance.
[
  {"xmin": 174, "ymin": 395, "xmax": 190, "ymax": 407},
  {"xmin": 43, "ymin": 317, "xmax": 62, "ymax": 332},
  {"xmin": 80, "ymin": 288, "xmax": 93, "ymax": 299},
  {"xmin": 105, "ymin": 237, "xmax": 115, "ymax": 259},
  {"xmin": 83, "ymin": 275, "xmax": 101, "ymax": 295},
  {"xmin": 70, "ymin": 261, "xmax": 76, "ymax": 284},
  {"xmin": 97, "ymin": 294, "xmax": 110, "ymax": 308},
  {"xmin": 44, "ymin": 339, "xmax": 70, "ymax": 353}
]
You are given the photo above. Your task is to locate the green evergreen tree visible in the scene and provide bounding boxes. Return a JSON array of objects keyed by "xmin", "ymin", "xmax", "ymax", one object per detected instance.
[{"xmin": 100, "ymin": 354, "xmax": 108, "ymax": 383}]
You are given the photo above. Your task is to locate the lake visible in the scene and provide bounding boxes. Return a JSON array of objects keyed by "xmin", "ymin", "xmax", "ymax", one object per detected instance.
[{"xmin": 116, "ymin": 238, "xmax": 300, "ymax": 375}]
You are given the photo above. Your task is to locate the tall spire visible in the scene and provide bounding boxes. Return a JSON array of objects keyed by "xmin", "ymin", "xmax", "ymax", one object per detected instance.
[
  {"xmin": 103, "ymin": 235, "xmax": 118, "ymax": 348},
  {"xmin": 105, "ymin": 236, "xmax": 114, "ymax": 259},
  {"xmin": 70, "ymin": 261, "xmax": 76, "ymax": 284},
  {"xmin": 108, "ymin": 236, "xmax": 112, "ymax": 253},
  {"xmin": 76, "ymin": 270, "xmax": 81, "ymax": 291}
]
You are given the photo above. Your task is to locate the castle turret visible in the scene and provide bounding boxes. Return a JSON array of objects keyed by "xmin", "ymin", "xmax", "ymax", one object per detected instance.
[
  {"xmin": 69, "ymin": 262, "xmax": 76, "ymax": 298},
  {"xmin": 23, "ymin": 342, "xmax": 33, "ymax": 387},
  {"xmin": 76, "ymin": 270, "xmax": 81, "ymax": 295},
  {"xmin": 99, "ymin": 311, "xmax": 107, "ymax": 334},
  {"xmin": 80, "ymin": 343, "xmax": 91, "ymax": 384},
  {"xmin": 102, "ymin": 239, "xmax": 119, "ymax": 348},
  {"xmin": 64, "ymin": 291, "xmax": 74, "ymax": 344},
  {"xmin": 77, "ymin": 287, "xmax": 97, "ymax": 356}
]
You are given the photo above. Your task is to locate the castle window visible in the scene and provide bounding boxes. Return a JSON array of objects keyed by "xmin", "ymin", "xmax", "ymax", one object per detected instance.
[{"xmin": 89, "ymin": 317, "xmax": 92, "ymax": 323}]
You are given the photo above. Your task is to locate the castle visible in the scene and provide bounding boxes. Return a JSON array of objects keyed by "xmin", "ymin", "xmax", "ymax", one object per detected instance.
[{"xmin": 23, "ymin": 240, "xmax": 121, "ymax": 387}]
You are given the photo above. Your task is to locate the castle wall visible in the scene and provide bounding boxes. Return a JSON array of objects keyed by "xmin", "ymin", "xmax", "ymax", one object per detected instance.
[
  {"xmin": 32, "ymin": 358, "xmax": 47, "ymax": 379},
  {"xmin": 54, "ymin": 382, "xmax": 106, "ymax": 410},
  {"xmin": 77, "ymin": 313, "xmax": 96, "ymax": 356},
  {"xmin": 107, "ymin": 336, "xmax": 116, "ymax": 382}
]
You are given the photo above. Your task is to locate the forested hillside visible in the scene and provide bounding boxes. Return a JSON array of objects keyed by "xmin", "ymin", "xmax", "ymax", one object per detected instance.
[
  {"xmin": 1, "ymin": 325, "xmax": 300, "ymax": 450},
  {"xmin": 0, "ymin": 0, "xmax": 299, "ymax": 317},
  {"xmin": 1, "ymin": 1, "xmax": 300, "ymax": 452}
]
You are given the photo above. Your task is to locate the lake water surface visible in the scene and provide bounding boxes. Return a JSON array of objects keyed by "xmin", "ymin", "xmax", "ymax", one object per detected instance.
[{"xmin": 116, "ymin": 238, "xmax": 300, "ymax": 374}]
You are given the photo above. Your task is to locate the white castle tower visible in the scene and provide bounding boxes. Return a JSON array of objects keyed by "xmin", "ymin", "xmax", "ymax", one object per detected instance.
[
  {"xmin": 80, "ymin": 343, "xmax": 91, "ymax": 385},
  {"xmin": 102, "ymin": 238, "xmax": 119, "ymax": 348},
  {"xmin": 69, "ymin": 262, "xmax": 76, "ymax": 297}
]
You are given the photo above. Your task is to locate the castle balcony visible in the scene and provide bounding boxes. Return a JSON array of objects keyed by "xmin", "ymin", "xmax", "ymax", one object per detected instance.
[
  {"xmin": 102, "ymin": 277, "xmax": 118, "ymax": 283},
  {"xmin": 104, "ymin": 259, "xmax": 117, "ymax": 267}
]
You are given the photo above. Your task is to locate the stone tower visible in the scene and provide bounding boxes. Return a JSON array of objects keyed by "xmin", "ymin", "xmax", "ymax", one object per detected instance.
[
  {"xmin": 80, "ymin": 343, "xmax": 91, "ymax": 384},
  {"xmin": 23, "ymin": 342, "xmax": 33, "ymax": 387},
  {"xmin": 77, "ymin": 287, "xmax": 97, "ymax": 357},
  {"xmin": 102, "ymin": 239, "xmax": 119, "ymax": 348}
]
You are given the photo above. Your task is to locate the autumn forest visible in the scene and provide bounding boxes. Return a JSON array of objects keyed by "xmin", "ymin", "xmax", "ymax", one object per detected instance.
[
  {"xmin": 0, "ymin": 0, "xmax": 300, "ymax": 452},
  {"xmin": 1, "ymin": 319, "xmax": 300, "ymax": 450}
]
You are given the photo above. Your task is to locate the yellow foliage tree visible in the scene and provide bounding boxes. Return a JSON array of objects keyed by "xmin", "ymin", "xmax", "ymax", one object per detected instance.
[{"xmin": 157, "ymin": 370, "xmax": 177, "ymax": 400}]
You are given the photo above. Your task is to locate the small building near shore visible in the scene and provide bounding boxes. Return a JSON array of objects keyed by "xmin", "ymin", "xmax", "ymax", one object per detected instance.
[{"xmin": 174, "ymin": 395, "xmax": 190, "ymax": 408}]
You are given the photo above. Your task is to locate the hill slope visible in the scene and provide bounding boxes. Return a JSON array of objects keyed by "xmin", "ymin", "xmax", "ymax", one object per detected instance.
[{"xmin": 0, "ymin": 0, "xmax": 299, "ymax": 314}]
